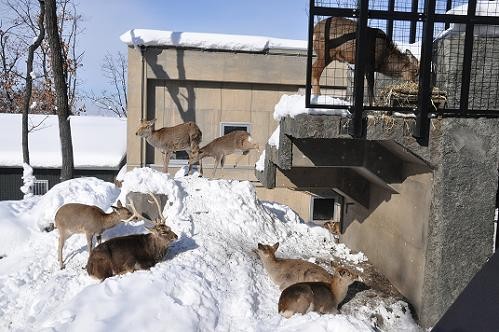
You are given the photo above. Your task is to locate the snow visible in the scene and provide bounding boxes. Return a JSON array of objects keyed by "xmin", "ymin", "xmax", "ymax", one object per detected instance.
[
  {"xmin": 20, "ymin": 163, "xmax": 35, "ymax": 198},
  {"xmin": 436, "ymin": 1, "xmax": 499, "ymax": 38},
  {"xmin": 0, "ymin": 114, "xmax": 127, "ymax": 168},
  {"xmin": 120, "ymin": 29, "xmax": 307, "ymax": 52},
  {"xmin": 29, "ymin": 101, "xmax": 37, "ymax": 110},
  {"xmin": 273, "ymin": 94, "xmax": 351, "ymax": 121},
  {"xmin": 255, "ymin": 150, "xmax": 266, "ymax": 172},
  {"xmin": 29, "ymin": 71, "xmax": 37, "ymax": 80},
  {"xmin": 0, "ymin": 168, "xmax": 421, "ymax": 331}
]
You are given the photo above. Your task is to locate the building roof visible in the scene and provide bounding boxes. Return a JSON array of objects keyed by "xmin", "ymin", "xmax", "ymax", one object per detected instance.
[
  {"xmin": 120, "ymin": 29, "xmax": 307, "ymax": 52},
  {"xmin": 0, "ymin": 114, "xmax": 127, "ymax": 169}
]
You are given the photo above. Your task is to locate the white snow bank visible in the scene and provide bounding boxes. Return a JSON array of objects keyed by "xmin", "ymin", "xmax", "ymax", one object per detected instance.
[
  {"xmin": 120, "ymin": 29, "xmax": 307, "ymax": 51},
  {"xmin": 274, "ymin": 94, "xmax": 350, "ymax": 121},
  {"xmin": 255, "ymin": 150, "xmax": 266, "ymax": 172},
  {"xmin": 436, "ymin": 1, "xmax": 499, "ymax": 38},
  {"xmin": 0, "ymin": 168, "xmax": 419, "ymax": 331},
  {"xmin": 0, "ymin": 200, "xmax": 33, "ymax": 257},
  {"xmin": 0, "ymin": 114, "xmax": 126, "ymax": 168}
]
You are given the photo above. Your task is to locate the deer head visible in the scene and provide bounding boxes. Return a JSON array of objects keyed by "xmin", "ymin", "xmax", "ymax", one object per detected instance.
[
  {"xmin": 401, "ymin": 49, "xmax": 419, "ymax": 82},
  {"xmin": 110, "ymin": 200, "xmax": 135, "ymax": 222},
  {"xmin": 136, "ymin": 119, "xmax": 156, "ymax": 138},
  {"xmin": 255, "ymin": 242, "xmax": 279, "ymax": 259}
]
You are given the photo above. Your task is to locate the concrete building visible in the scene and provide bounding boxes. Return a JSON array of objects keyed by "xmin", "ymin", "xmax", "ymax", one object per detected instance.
[{"xmin": 122, "ymin": 29, "xmax": 348, "ymax": 222}]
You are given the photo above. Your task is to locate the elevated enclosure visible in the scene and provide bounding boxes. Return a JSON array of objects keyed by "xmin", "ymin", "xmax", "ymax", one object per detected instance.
[{"xmin": 258, "ymin": 0, "xmax": 499, "ymax": 327}]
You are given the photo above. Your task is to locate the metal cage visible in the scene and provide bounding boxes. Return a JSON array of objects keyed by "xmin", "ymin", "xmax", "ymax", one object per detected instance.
[{"xmin": 306, "ymin": 0, "xmax": 499, "ymax": 144}]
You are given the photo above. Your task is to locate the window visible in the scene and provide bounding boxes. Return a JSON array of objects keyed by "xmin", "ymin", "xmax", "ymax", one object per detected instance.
[
  {"xmin": 220, "ymin": 122, "xmax": 251, "ymax": 136},
  {"xmin": 310, "ymin": 192, "xmax": 343, "ymax": 223},
  {"xmin": 33, "ymin": 179, "xmax": 49, "ymax": 195}
]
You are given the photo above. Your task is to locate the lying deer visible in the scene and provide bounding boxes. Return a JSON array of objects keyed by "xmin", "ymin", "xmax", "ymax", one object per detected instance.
[
  {"xmin": 136, "ymin": 119, "xmax": 202, "ymax": 173},
  {"xmin": 55, "ymin": 200, "xmax": 139, "ymax": 269},
  {"xmin": 188, "ymin": 130, "xmax": 259, "ymax": 177},
  {"xmin": 278, "ymin": 266, "xmax": 358, "ymax": 318},
  {"xmin": 86, "ymin": 197, "xmax": 178, "ymax": 280},
  {"xmin": 255, "ymin": 242, "xmax": 333, "ymax": 290},
  {"xmin": 312, "ymin": 17, "xmax": 419, "ymax": 105}
]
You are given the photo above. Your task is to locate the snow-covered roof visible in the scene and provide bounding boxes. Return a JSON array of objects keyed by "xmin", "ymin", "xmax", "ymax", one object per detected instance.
[
  {"xmin": 120, "ymin": 29, "xmax": 307, "ymax": 52},
  {"xmin": 0, "ymin": 114, "xmax": 127, "ymax": 169}
]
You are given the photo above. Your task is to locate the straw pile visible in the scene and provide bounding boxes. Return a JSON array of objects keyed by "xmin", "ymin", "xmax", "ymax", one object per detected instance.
[{"xmin": 378, "ymin": 81, "xmax": 447, "ymax": 109}]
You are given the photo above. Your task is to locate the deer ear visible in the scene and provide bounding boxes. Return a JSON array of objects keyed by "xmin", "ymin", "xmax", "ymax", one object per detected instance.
[
  {"xmin": 116, "ymin": 200, "xmax": 123, "ymax": 208},
  {"xmin": 272, "ymin": 242, "xmax": 279, "ymax": 250},
  {"xmin": 405, "ymin": 49, "xmax": 418, "ymax": 63},
  {"xmin": 257, "ymin": 243, "xmax": 264, "ymax": 250}
]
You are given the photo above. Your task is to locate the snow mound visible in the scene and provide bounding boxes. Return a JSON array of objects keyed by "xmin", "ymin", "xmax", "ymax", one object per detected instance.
[
  {"xmin": 0, "ymin": 168, "xmax": 419, "ymax": 331},
  {"xmin": 273, "ymin": 94, "xmax": 350, "ymax": 121}
]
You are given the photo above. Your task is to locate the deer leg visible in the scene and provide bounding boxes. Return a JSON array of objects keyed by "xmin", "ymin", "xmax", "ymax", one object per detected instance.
[
  {"xmin": 233, "ymin": 150, "xmax": 249, "ymax": 168},
  {"xmin": 213, "ymin": 156, "xmax": 221, "ymax": 178},
  {"xmin": 312, "ymin": 56, "xmax": 326, "ymax": 96},
  {"xmin": 365, "ymin": 70, "xmax": 375, "ymax": 106},
  {"xmin": 163, "ymin": 151, "xmax": 172, "ymax": 173},
  {"xmin": 86, "ymin": 233, "xmax": 94, "ymax": 253},
  {"xmin": 58, "ymin": 232, "xmax": 68, "ymax": 270}
]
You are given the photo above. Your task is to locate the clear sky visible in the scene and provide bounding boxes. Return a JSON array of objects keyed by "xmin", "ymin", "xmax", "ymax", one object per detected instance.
[{"xmin": 77, "ymin": 0, "xmax": 310, "ymax": 112}]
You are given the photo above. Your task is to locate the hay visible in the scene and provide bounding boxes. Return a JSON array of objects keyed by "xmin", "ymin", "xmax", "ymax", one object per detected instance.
[{"xmin": 378, "ymin": 81, "xmax": 447, "ymax": 108}]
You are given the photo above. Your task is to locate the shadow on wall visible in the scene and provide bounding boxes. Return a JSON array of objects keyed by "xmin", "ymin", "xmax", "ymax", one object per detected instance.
[{"xmin": 147, "ymin": 43, "xmax": 196, "ymax": 124}]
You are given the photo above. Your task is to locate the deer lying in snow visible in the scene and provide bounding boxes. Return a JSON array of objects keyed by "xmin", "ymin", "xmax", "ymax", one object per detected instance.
[
  {"xmin": 255, "ymin": 242, "xmax": 333, "ymax": 290},
  {"xmin": 278, "ymin": 266, "xmax": 358, "ymax": 318},
  {"xmin": 188, "ymin": 130, "xmax": 259, "ymax": 177},
  {"xmin": 55, "ymin": 201, "xmax": 139, "ymax": 269},
  {"xmin": 86, "ymin": 196, "xmax": 178, "ymax": 280},
  {"xmin": 136, "ymin": 119, "xmax": 202, "ymax": 174}
]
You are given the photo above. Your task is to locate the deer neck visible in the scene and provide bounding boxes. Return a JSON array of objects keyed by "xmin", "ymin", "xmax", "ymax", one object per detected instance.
[
  {"xmin": 330, "ymin": 277, "xmax": 351, "ymax": 304},
  {"xmin": 259, "ymin": 254, "xmax": 281, "ymax": 273},
  {"xmin": 103, "ymin": 212, "xmax": 122, "ymax": 228},
  {"xmin": 147, "ymin": 234, "xmax": 170, "ymax": 260}
]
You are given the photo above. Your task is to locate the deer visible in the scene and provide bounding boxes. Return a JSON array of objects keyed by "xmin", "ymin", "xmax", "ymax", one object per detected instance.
[
  {"xmin": 136, "ymin": 119, "xmax": 202, "ymax": 174},
  {"xmin": 312, "ymin": 17, "xmax": 419, "ymax": 105},
  {"xmin": 86, "ymin": 196, "xmax": 178, "ymax": 280},
  {"xmin": 278, "ymin": 266, "xmax": 359, "ymax": 318},
  {"xmin": 255, "ymin": 242, "xmax": 334, "ymax": 290},
  {"xmin": 188, "ymin": 130, "xmax": 259, "ymax": 177},
  {"xmin": 55, "ymin": 200, "xmax": 141, "ymax": 269}
]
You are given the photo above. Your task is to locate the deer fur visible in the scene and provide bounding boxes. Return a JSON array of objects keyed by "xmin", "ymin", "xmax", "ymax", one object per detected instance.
[
  {"xmin": 312, "ymin": 17, "xmax": 419, "ymax": 105},
  {"xmin": 278, "ymin": 267, "xmax": 358, "ymax": 318},
  {"xmin": 136, "ymin": 119, "xmax": 202, "ymax": 173},
  {"xmin": 55, "ymin": 201, "xmax": 136, "ymax": 269},
  {"xmin": 86, "ymin": 220, "xmax": 178, "ymax": 280},
  {"xmin": 188, "ymin": 130, "xmax": 259, "ymax": 177},
  {"xmin": 255, "ymin": 242, "xmax": 333, "ymax": 290}
]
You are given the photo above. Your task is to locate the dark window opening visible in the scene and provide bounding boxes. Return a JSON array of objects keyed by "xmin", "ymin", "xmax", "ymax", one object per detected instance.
[
  {"xmin": 173, "ymin": 151, "xmax": 189, "ymax": 160},
  {"xmin": 221, "ymin": 123, "xmax": 250, "ymax": 136},
  {"xmin": 313, "ymin": 198, "xmax": 335, "ymax": 221}
]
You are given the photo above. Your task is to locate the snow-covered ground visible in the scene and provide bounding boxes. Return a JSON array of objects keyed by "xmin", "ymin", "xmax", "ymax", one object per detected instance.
[{"xmin": 0, "ymin": 168, "xmax": 421, "ymax": 331}]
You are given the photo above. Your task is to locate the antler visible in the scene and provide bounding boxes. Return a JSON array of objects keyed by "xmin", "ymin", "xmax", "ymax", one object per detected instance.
[
  {"xmin": 125, "ymin": 197, "xmax": 148, "ymax": 222},
  {"xmin": 147, "ymin": 192, "xmax": 167, "ymax": 224}
]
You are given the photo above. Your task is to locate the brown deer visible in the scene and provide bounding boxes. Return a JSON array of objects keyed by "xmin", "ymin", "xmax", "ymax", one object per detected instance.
[
  {"xmin": 136, "ymin": 119, "xmax": 202, "ymax": 173},
  {"xmin": 55, "ymin": 200, "xmax": 140, "ymax": 269},
  {"xmin": 188, "ymin": 130, "xmax": 259, "ymax": 177},
  {"xmin": 312, "ymin": 17, "xmax": 419, "ymax": 105},
  {"xmin": 86, "ymin": 199, "xmax": 178, "ymax": 280},
  {"xmin": 278, "ymin": 266, "xmax": 359, "ymax": 318},
  {"xmin": 255, "ymin": 242, "xmax": 333, "ymax": 290}
]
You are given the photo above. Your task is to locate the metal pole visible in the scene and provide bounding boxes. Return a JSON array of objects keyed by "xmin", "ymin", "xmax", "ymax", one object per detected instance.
[
  {"xmin": 387, "ymin": 0, "xmax": 395, "ymax": 40},
  {"xmin": 305, "ymin": 0, "xmax": 315, "ymax": 108},
  {"xmin": 459, "ymin": 0, "xmax": 477, "ymax": 111},
  {"xmin": 409, "ymin": 0, "xmax": 419, "ymax": 43},
  {"xmin": 349, "ymin": 0, "xmax": 369, "ymax": 138},
  {"xmin": 414, "ymin": 0, "xmax": 436, "ymax": 145}
]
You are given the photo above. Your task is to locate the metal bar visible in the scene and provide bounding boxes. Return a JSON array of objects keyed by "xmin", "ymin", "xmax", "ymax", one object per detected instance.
[
  {"xmin": 387, "ymin": 0, "xmax": 396, "ymax": 40},
  {"xmin": 414, "ymin": 0, "xmax": 436, "ymax": 145},
  {"xmin": 349, "ymin": 0, "xmax": 369, "ymax": 138},
  {"xmin": 434, "ymin": 13, "xmax": 499, "ymax": 25},
  {"xmin": 445, "ymin": 0, "xmax": 453, "ymax": 29},
  {"xmin": 305, "ymin": 0, "xmax": 315, "ymax": 109},
  {"xmin": 312, "ymin": 7, "xmax": 356, "ymax": 18},
  {"xmin": 459, "ymin": 0, "xmax": 477, "ymax": 111},
  {"xmin": 410, "ymin": 0, "xmax": 419, "ymax": 43}
]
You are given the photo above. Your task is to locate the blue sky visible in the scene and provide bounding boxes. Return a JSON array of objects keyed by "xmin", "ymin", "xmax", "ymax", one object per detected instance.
[{"xmin": 78, "ymin": 0, "xmax": 310, "ymax": 109}]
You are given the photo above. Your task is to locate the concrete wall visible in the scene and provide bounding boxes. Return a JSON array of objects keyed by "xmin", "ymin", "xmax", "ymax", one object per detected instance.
[
  {"xmin": 256, "ymin": 187, "xmax": 313, "ymax": 221},
  {"xmin": 127, "ymin": 46, "xmax": 347, "ymax": 177}
]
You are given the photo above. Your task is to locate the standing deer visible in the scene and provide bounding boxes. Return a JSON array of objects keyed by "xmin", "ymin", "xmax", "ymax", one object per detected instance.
[
  {"xmin": 255, "ymin": 242, "xmax": 333, "ymax": 290},
  {"xmin": 55, "ymin": 200, "xmax": 140, "ymax": 269},
  {"xmin": 136, "ymin": 119, "xmax": 202, "ymax": 174},
  {"xmin": 188, "ymin": 130, "xmax": 259, "ymax": 177},
  {"xmin": 312, "ymin": 17, "xmax": 419, "ymax": 105},
  {"xmin": 86, "ymin": 197, "xmax": 178, "ymax": 280},
  {"xmin": 278, "ymin": 266, "xmax": 359, "ymax": 318}
]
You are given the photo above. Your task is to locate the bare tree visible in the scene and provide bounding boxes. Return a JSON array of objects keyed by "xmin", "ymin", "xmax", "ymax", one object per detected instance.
[
  {"xmin": 45, "ymin": 0, "xmax": 73, "ymax": 180},
  {"xmin": 22, "ymin": 0, "xmax": 45, "ymax": 165},
  {"xmin": 0, "ymin": 18, "xmax": 23, "ymax": 113},
  {"xmin": 87, "ymin": 51, "xmax": 127, "ymax": 117}
]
